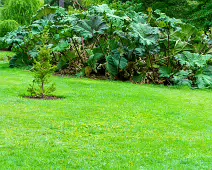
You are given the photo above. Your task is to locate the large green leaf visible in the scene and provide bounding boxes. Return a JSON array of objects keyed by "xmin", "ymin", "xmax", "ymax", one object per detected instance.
[
  {"xmin": 195, "ymin": 65, "xmax": 212, "ymax": 89},
  {"xmin": 3, "ymin": 26, "xmax": 28, "ymax": 46},
  {"xmin": 73, "ymin": 16, "xmax": 108, "ymax": 39},
  {"xmin": 106, "ymin": 51, "xmax": 128, "ymax": 77},
  {"xmin": 53, "ymin": 40, "xmax": 69, "ymax": 52},
  {"xmin": 89, "ymin": 4, "xmax": 115, "ymax": 15},
  {"xmin": 105, "ymin": 13, "xmax": 131, "ymax": 30},
  {"xmin": 173, "ymin": 23, "xmax": 198, "ymax": 41},
  {"xmin": 61, "ymin": 15, "xmax": 79, "ymax": 25},
  {"xmin": 28, "ymin": 49, "xmax": 39, "ymax": 59},
  {"xmin": 129, "ymin": 11, "xmax": 148, "ymax": 24},
  {"xmin": 173, "ymin": 70, "xmax": 192, "ymax": 87},
  {"xmin": 33, "ymin": 5, "xmax": 57, "ymax": 21},
  {"xmin": 159, "ymin": 66, "xmax": 173, "ymax": 78},
  {"xmin": 155, "ymin": 9, "xmax": 182, "ymax": 29},
  {"xmin": 134, "ymin": 47, "xmax": 145, "ymax": 57},
  {"xmin": 31, "ymin": 23, "xmax": 45, "ymax": 35},
  {"xmin": 196, "ymin": 74, "xmax": 212, "ymax": 89},
  {"xmin": 87, "ymin": 51, "xmax": 104, "ymax": 72},
  {"xmin": 130, "ymin": 23, "xmax": 160, "ymax": 46},
  {"xmin": 175, "ymin": 52, "xmax": 212, "ymax": 69},
  {"xmin": 172, "ymin": 40, "xmax": 193, "ymax": 56}
]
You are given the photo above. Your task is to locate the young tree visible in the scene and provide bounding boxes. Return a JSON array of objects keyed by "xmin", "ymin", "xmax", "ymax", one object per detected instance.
[{"xmin": 27, "ymin": 31, "xmax": 57, "ymax": 98}]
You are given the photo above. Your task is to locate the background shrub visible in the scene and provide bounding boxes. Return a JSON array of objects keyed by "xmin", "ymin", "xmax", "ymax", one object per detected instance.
[
  {"xmin": 0, "ymin": 20, "xmax": 19, "ymax": 37},
  {"xmin": 1, "ymin": 0, "xmax": 43, "ymax": 25},
  {"xmin": 0, "ymin": 20, "xmax": 19, "ymax": 50},
  {"xmin": 0, "ymin": 38, "xmax": 8, "ymax": 50}
]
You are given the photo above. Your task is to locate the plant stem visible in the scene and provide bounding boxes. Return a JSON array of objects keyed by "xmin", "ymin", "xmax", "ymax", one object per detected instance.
[
  {"xmin": 41, "ymin": 81, "xmax": 44, "ymax": 98},
  {"xmin": 167, "ymin": 28, "xmax": 171, "ymax": 67},
  {"xmin": 95, "ymin": 36, "xmax": 106, "ymax": 57},
  {"xmin": 71, "ymin": 38, "xmax": 85, "ymax": 65}
]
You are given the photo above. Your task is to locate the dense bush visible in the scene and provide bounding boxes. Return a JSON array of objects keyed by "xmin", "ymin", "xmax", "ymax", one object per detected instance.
[
  {"xmin": 3, "ymin": 4, "xmax": 212, "ymax": 89},
  {"xmin": 0, "ymin": 38, "xmax": 7, "ymax": 50},
  {"xmin": 0, "ymin": 20, "xmax": 19, "ymax": 37},
  {"xmin": 139, "ymin": 0, "xmax": 211, "ymax": 30},
  {"xmin": 189, "ymin": 0, "xmax": 212, "ymax": 30},
  {"xmin": 1, "ymin": 0, "xmax": 43, "ymax": 25},
  {"xmin": 0, "ymin": 20, "xmax": 19, "ymax": 50},
  {"xmin": 0, "ymin": 0, "xmax": 5, "ymax": 6}
]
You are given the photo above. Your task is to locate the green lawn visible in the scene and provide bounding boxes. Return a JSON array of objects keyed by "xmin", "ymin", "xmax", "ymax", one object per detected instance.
[{"xmin": 0, "ymin": 52, "xmax": 212, "ymax": 169}]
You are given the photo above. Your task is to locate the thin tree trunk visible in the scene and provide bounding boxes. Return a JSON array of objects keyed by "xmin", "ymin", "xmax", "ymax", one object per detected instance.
[
  {"xmin": 167, "ymin": 29, "xmax": 170, "ymax": 67},
  {"xmin": 41, "ymin": 81, "xmax": 44, "ymax": 98},
  {"xmin": 59, "ymin": 0, "xmax": 64, "ymax": 8}
]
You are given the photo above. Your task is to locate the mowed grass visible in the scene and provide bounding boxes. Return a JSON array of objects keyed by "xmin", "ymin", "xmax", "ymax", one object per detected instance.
[{"xmin": 0, "ymin": 52, "xmax": 212, "ymax": 169}]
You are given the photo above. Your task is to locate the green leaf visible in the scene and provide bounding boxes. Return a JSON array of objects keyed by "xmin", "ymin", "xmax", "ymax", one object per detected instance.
[
  {"xmin": 89, "ymin": 4, "xmax": 115, "ymax": 15},
  {"xmin": 73, "ymin": 16, "xmax": 108, "ymax": 39},
  {"xmin": 31, "ymin": 23, "xmax": 44, "ymax": 35},
  {"xmin": 33, "ymin": 5, "xmax": 57, "ymax": 20},
  {"xmin": 28, "ymin": 49, "xmax": 39, "ymax": 59},
  {"xmin": 106, "ymin": 51, "xmax": 128, "ymax": 77},
  {"xmin": 135, "ymin": 47, "xmax": 145, "ymax": 57},
  {"xmin": 155, "ymin": 10, "xmax": 182, "ymax": 29},
  {"xmin": 132, "ymin": 74, "xmax": 146, "ymax": 83},
  {"xmin": 196, "ymin": 74, "xmax": 212, "ymax": 89},
  {"xmin": 173, "ymin": 70, "xmax": 192, "ymax": 87},
  {"xmin": 175, "ymin": 52, "xmax": 212, "ymax": 69},
  {"xmin": 159, "ymin": 66, "xmax": 173, "ymax": 78},
  {"xmin": 173, "ymin": 23, "xmax": 198, "ymax": 41},
  {"xmin": 87, "ymin": 52, "xmax": 104, "ymax": 72},
  {"xmin": 60, "ymin": 28, "xmax": 74, "ymax": 38},
  {"xmin": 130, "ymin": 23, "xmax": 159, "ymax": 46},
  {"xmin": 53, "ymin": 41, "xmax": 69, "ymax": 52},
  {"xmin": 172, "ymin": 40, "xmax": 193, "ymax": 56}
]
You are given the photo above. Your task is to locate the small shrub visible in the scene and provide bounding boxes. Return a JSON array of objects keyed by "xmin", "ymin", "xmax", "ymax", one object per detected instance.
[
  {"xmin": 28, "ymin": 46, "xmax": 57, "ymax": 98},
  {"xmin": 0, "ymin": 20, "xmax": 19, "ymax": 50},
  {"xmin": 27, "ymin": 32, "xmax": 57, "ymax": 98},
  {"xmin": 0, "ymin": 37, "xmax": 8, "ymax": 50}
]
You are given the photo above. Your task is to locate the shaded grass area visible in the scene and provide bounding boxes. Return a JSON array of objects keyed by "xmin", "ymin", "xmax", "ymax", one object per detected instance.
[
  {"xmin": 0, "ymin": 61, "xmax": 212, "ymax": 169},
  {"xmin": 0, "ymin": 51, "xmax": 15, "ymax": 61}
]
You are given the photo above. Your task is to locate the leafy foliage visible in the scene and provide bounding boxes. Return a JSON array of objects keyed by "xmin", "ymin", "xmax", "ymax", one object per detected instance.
[
  {"xmin": 106, "ymin": 50, "xmax": 128, "ymax": 78},
  {"xmin": 173, "ymin": 70, "xmax": 192, "ymax": 87},
  {"xmin": 73, "ymin": 16, "xmax": 108, "ymax": 39},
  {"xmin": 174, "ymin": 52, "xmax": 212, "ymax": 88},
  {"xmin": 3, "ymin": 4, "xmax": 212, "ymax": 89},
  {"xmin": 175, "ymin": 52, "xmax": 211, "ymax": 69}
]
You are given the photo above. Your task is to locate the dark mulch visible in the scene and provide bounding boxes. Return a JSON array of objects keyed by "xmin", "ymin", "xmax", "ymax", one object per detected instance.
[{"xmin": 24, "ymin": 96, "xmax": 64, "ymax": 100}]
